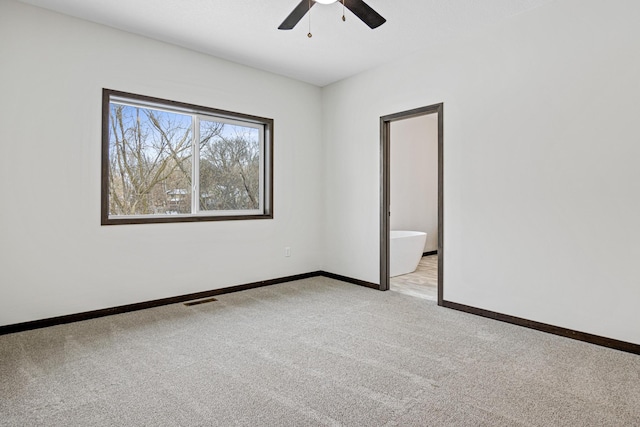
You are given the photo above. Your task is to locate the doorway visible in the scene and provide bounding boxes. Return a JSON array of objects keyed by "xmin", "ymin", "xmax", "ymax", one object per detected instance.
[{"xmin": 380, "ymin": 103, "xmax": 443, "ymax": 305}]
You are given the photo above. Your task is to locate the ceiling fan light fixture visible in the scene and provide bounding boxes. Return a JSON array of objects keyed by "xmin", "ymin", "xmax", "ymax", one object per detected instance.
[{"xmin": 278, "ymin": 0, "xmax": 385, "ymax": 32}]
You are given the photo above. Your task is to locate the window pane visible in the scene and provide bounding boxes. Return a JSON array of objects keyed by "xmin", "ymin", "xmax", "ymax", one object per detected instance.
[
  {"xmin": 102, "ymin": 89, "xmax": 273, "ymax": 225},
  {"xmin": 108, "ymin": 104, "xmax": 192, "ymax": 216},
  {"xmin": 199, "ymin": 120, "xmax": 261, "ymax": 211}
]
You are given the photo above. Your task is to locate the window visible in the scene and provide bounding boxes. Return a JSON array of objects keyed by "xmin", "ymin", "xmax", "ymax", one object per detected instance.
[{"xmin": 101, "ymin": 89, "xmax": 273, "ymax": 225}]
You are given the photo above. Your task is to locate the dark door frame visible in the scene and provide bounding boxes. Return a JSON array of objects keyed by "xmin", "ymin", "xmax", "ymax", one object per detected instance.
[{"xmin": 380, "ymin": 103, "xmax": 443, "ymax": 305}]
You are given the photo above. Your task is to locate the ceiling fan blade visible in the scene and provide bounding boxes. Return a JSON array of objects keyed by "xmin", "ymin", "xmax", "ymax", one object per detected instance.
[
  {"xmin": 278, "ymin": 0, "xmax": 316, "ymax": 30},
  {"xmin": 343, "ymin": 0, "xmax": 386, "ymax": 29}
]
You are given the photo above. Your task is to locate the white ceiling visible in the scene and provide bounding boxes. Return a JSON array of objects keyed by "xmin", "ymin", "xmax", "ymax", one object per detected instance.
[{"xmin": 18, "ymin": 0, "xmax": 554, "ymax": 87}]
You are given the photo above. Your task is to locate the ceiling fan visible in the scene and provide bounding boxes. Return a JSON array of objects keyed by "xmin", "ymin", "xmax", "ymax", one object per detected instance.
[{"xmin": 278, "ymin": 0, "xmax": 386, "ymax": 32}]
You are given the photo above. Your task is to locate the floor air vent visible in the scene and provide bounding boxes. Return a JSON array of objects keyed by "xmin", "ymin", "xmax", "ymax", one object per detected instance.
[{"xmin": 183, "ymin": 297, "xmax": 218, "ymax": 307}]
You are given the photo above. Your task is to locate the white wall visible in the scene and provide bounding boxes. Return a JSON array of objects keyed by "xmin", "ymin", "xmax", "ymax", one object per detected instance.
[
  {"xmin": 323, "ymin": 0, "xmax": 640, "ymax": 344},
  {"xmin": 0, "ymin": 1, "xmax": 323, "ymax": 326},
  {"xmin": 390, "ymin": 115, "xmax": 438, "ymax": 253}
]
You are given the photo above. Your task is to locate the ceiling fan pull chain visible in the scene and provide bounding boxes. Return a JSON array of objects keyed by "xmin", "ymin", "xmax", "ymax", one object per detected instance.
[
  {"xmin": 342, "ymin": 0, "xmax": 346, "ymax": 22},
  {"xmin": 308, "ymin": 0, "xmax": 313, "ymax": 37}
]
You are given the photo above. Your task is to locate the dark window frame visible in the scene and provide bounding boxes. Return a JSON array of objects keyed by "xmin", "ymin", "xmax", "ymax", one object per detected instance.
[{"xmin": 101, "ymin": 88, "xmax": 273, "ymax": 225}]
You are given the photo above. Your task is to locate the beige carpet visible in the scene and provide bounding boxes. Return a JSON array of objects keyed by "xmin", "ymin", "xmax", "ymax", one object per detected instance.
[{"xmin": 1, "ymin": 277, "xmax": 639, "ymax": 426}]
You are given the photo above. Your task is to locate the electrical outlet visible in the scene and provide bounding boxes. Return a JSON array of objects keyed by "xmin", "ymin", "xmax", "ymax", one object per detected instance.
[{"xmin": 284, "ymin": 246, "xmax": 291, "ymax": 257}]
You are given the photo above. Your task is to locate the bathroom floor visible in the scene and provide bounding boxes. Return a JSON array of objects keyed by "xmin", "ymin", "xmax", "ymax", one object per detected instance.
[{"xmin": 390, "ymin": 255, "xmax": 438, "ymax": 301}]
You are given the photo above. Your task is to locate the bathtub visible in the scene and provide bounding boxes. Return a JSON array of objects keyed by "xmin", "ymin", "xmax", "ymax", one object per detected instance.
[{"xmin": 390, "ymin": 230, "xmax": 427, "ymax": 277}]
